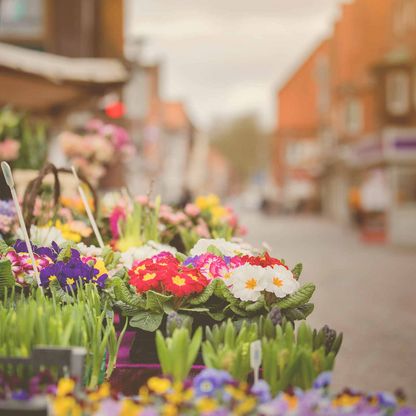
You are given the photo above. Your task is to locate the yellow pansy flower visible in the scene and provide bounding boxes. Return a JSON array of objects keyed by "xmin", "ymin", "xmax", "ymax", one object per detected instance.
[
  {"xmin": 147, "ymin": 377, "xmax": 172, "ymax": 394},
  {"xmin": 56, "ymin": 378, "xmax": 75, "ymax": 397}
]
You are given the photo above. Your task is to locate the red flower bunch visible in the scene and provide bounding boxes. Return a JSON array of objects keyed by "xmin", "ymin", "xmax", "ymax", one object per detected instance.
[
  {"xmin": 236, "ymin": 252, "xmax": 287, "ymax": 269},
  {"xmin": 128, "ymin": 252, "xmax": 209, "ymax": 297}
]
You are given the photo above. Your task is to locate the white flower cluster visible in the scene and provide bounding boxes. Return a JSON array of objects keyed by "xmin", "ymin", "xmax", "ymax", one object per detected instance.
[{"xmin": 227, "ymin": 263, "xmax": 299, "ymax": 302}]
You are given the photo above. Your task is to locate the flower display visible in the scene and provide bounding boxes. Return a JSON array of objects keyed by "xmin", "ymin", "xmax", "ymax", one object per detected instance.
[
  {"xmin": 184, "ymin": 245, "xmax": 300, "ymax": 302},
  {"xmin": 14, "ymin": 371, "xmax": 412, "ymax": 416},
  {"xmin": 59, "ymin": 119, "xmax": 134, "ymax": 185},
  {"xmin": 128, "ymin": 252, "xmax": 208, "ymax": 296},
  {"xmin": 101, "ymin": 192, "xmax": 246, "ymax": 253},
  {"xmin": 39, "ymin": 249, "xmax": 108, "ymax": 291},
  {"xmin": 2, "ymin": 240, "xmax": 58, "ymax": 286},
  {"xmin": 1, "ymin": 240, "xmax": 109, "ymax": 291},
  {"xmin": 114, "ymin": 240, "xmax": 312, "ymax": 332}
]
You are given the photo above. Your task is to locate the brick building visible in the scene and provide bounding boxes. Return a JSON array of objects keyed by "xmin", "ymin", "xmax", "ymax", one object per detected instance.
[{"xmin": 275, "ymin": 0, "xmax": 416, "ymax": 245}]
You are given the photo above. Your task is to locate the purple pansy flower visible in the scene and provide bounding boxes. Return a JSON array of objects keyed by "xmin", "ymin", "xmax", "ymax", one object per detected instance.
[{"xmin": 193, "ymin": 368, "xmax": 233, "ymax": 397}]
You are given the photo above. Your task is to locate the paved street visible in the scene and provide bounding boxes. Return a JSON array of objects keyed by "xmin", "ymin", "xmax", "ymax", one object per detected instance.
[{"xmin": 241, "ymin": 211, "xmax": 416, "ymax": 404}]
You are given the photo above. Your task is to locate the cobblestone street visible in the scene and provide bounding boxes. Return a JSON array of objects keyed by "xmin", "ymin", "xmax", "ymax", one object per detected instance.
[{"xmin": 241, "ymin": 212, "xmax": 416, "ymax": 404}]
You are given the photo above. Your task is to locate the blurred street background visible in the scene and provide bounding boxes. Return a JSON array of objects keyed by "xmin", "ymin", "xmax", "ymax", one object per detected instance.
[
  {"xmin": 0, "ymin": 0, "xmax": 416, "ymax": 402},
  {"xmin": 242, "ymin": 211, "xmax": 416, "ymax": 403}
]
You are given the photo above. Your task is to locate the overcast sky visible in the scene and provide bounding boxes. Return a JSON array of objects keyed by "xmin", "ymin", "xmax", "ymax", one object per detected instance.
[{"xmin": 128, "ymin": 0, "xmax": 344, "ymax": 129}]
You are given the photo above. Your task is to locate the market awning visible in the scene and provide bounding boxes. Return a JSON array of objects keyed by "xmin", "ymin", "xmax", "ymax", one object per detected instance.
[{"xmin": 0, "ymin": 42, "xmax": 129, "ymax": 114}]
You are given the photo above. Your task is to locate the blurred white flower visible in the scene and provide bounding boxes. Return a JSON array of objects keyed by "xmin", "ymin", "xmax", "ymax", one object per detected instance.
[
  {"xmin": 120, "ymin": 241, "xmax": 177, "ymax": 269},
  {"xmin": 17, "ymin": 225, "xmax": 65, "ymax": 246},
  {"xmin": 190, "ymin": 238, "xmax": 253, "ymax": 257}
]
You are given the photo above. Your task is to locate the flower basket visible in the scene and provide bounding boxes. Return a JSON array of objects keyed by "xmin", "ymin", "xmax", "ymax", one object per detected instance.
[{"xmin": 22, "ymin": 163, "xmax": 98, "ymax": 233}]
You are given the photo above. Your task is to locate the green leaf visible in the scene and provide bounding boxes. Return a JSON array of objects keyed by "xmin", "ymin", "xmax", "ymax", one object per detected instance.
[
  {"xmin": 276, "ymin": 283, "xmax": 315, "ymax": 309},
  {"xmin": 282, "ymin": 307, "xmax": 307, "ymax": 321},
  {"xmin": 56, "ymin": 243, "xmax": 74, "ymax": 262},
  {"xmin": 206, "ymin": 245, "xmax": 223, "ymax": 256},
  {"xmin": 0, "ymin": 239, "xmax": 9, "ymax": 255},
  {"xmin": 214, "ymin": 280, "xmax": 238, "ymax": 304},
  {"xmin": 207, "ymin": 311, "xmax": 226, "ymax": 321},
  {"xmin": 291, "ymin": 263, "xmax": 303, "ymax": 280},
  {"xmin": 130, "ymin": 311, "xmax": 163, "ymax": 332},
  {"xmin": 179, "ymin": 307, "xmax": 210, "ymax": 313},
  {"xmin": 175, "ymin": 252, "xmax": 187, "ymax": 262},
  {"xmin": 0, "ymin": 259, "xmax": 14, "ymax": 297},
  {"xmin": 244, "ymin": 299, "xmax": 266, "ymax": 313},
  {"xmin": 297, "ymin": 303, "xmax": 314, "ymax": 318},
  {"xmin": 189, "ymin": 280, "xmax": 217, "ymax": 305},
  {"xmin": 331, "ymin": 333, "xmax": 343, "ymax": 355},
  {"xmin": 111, "ymin": 277, "xmax": 146, "ymax": 309},
  {"xmin": 145, "ymin": 290, "xmax": 173, "ymax": 312}
]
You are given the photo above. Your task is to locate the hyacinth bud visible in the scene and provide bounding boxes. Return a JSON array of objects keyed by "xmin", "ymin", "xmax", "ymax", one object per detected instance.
[
  {"xmin": 321, "ymin": 325, "xmax": 336, "ymax": 354},
  {"xmin": 166, "ymin": 312, "xmax": 192, "ymax": 336},
  {"xmin": 267, "ymin": 307, "xmax": 282, "ymax": 326}
]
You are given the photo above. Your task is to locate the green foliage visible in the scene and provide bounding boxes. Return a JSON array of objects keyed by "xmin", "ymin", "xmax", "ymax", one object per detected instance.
[
  {"xmin": 262, "ymin": 321, "xmax": 342, "ymax": 395},
  {"xmin": 117, "ymin": 198, "xmax": 161, "ymax": 251},
  {"xmin": 189, "ymin": 280, "xmax": 217, "ymax": 305},
  {"xmin": 291, "ymin": 263, "xmax": 303, "ymax": 279},
  {"xmin": 276, "ymin": 283, "xmax": 315, "ymax": 309},
  {"xmin": 0, "ymin": 259, "xmax": 14, "ymax": 298},
  {"xmin": 0, "ymin": 285, "xmax": 125, "ymax": 388},
  {"xmin": 202, "ymin": 319, "xmax": 258, "ymax": 381},
  {"xmin": 130, "ymin": 311, "xmax": 163, "ymax": 332},
  {"xmin": 156, "ymin": 326, "xmax": 202, "ymax": 382}
]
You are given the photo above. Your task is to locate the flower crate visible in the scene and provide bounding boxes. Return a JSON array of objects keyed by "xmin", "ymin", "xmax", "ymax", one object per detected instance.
[{"xmin": 0, "ymin": 346, "xmax": 86, "ymax": 415}]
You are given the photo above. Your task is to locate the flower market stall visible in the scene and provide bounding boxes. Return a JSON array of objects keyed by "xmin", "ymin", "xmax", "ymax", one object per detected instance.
[{"xmin": 0, "ymin": 161, "xmax": 414, "ymax": 416}]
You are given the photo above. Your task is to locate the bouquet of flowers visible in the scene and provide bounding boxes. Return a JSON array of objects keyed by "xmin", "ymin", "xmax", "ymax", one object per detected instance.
[
  {"xmin": 113, "ymin": 238, "xmax": 314, "ymax": 333},
  {"xmin": 59, "ymin": 119, "xmax": 134, "ymax": 186},
  {"xmin": 102, "ymin": 193, "xmax": 246, "ymax": 253},
  {"xmin": 179, "ymin": 194, "xmax": 247, "ymax": 251}
]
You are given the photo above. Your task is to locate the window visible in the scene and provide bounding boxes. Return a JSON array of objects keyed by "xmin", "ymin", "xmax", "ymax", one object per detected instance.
[
  {"xmin": 386, "ymin": 70, "xmax": 410, "ymax": 116},
  {"xmin": 345, "ymin": 99, "xmax": 363, "ymax": 134},
  {"xmin": 0, "ymin": 0, "xmax": 44, "ymax": 38},
  {"xmin": 393, "ymin": 0, "xmax": 416, "ymax": 36}
]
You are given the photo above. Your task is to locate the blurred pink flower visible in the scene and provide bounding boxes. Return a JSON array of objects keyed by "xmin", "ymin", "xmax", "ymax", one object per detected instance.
[
  {"xmin": 184, "ymin": 203, "xmax": 201, "ymax": 217},
  {"xmin": 109, "ymin": 206, "xmax": 126, "ymax": 239},
  {"xmin": 195, "ymin": 219, "xmax": 210, "ymax": 238},
  {"xmin": 136, "ymin": 195, "xmax": 149, "ymax": 205},
  {"xmin": 0, "ymin": 138, "xmax": 20, "ymax": 161}
]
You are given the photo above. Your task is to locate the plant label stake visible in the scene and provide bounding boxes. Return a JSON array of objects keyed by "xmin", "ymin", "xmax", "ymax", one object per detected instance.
[
  {"xmin": 1, "ymin": 161, "xmax": 42, "ymax": 291},
  {"xmin": 250, "ymin": 340, "xmax": 262, "ymax": 384},
  {"xmin": 71, "ymin": 166, "xmax": 104, "ymax": 249}
]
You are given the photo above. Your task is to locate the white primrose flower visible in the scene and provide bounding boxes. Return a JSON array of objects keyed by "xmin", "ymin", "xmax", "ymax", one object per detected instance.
[
  {"xmin": 228, "ymin": 264, "xmax": 268, "ymax": 302},
  {"xmin": 264, "ymin": 265, "xmax": 299, "ymax": 298},
  {"xmin": 190, "ymin": 238, "xmax": 253, "ymax": 257}
]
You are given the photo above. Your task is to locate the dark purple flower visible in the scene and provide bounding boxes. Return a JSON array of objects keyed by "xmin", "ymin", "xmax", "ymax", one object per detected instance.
[
  {"xmin": 39, "ymin": 249, "xmax": 105, "ymax": 291},
  {"xmin": 13, "ymin": 239, "xmax": 61, "ymax": 261}
]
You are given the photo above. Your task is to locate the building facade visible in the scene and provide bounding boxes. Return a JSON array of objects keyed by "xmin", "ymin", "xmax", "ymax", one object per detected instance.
[{"xmin": 275, "ymin": 0, "xmax": 416, "ymax": 245}]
